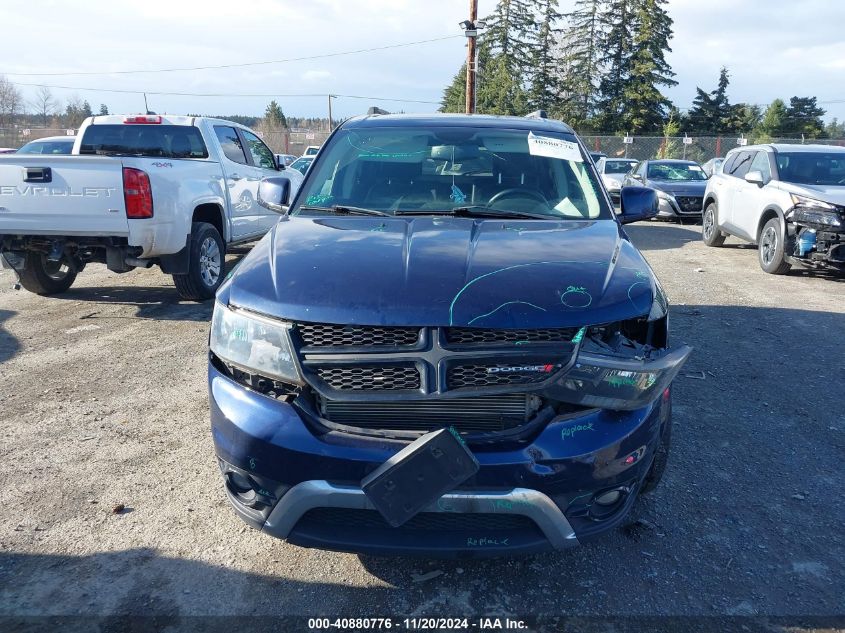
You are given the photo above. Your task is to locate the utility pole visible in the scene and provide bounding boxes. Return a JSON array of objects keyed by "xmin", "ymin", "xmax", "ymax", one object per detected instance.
[
  {"xmin": 327, "ymin": 94, "xmax": 335, "ymax": 131},
  {"xmin": 465, "ymin": 0, "xmax": 478, "ymax": 114}
]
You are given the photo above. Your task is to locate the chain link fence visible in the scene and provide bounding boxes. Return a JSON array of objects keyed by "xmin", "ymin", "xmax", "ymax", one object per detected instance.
[
  {"xmin": 0, "ymin": 127, "xmax": 76, "ymax": 149},
  {"xmin": 580, "ymin": 135, "xmax": 845, "ymax": 162}
]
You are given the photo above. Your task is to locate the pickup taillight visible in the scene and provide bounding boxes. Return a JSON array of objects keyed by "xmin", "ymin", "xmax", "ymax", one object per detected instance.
[{"xmin": 123, "ymin": 167, "xmax": 154, "ymax": 219}]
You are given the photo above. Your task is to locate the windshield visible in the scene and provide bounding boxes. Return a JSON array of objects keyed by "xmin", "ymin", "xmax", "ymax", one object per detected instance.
[
  {"xmin": 17, "ymin": 139, "xmax": 74, "ymax": 154},
  {"xmin": 647, "ymin": 162, "xmax": 706, "ymax": 181},
  {"xmin": 78, "ymin": 124, "xmax": 208, "ymax": 158},
  {"xmin": 776, "ymin": 152, "xmax": 845, "ymax": 186},
  {"xmin": 604, "ymin": 160, "xmax": 637, "ymax": 174},
  {"xmin": 292, "ymin": 126, "xmax": 610, "ymax": 219}
]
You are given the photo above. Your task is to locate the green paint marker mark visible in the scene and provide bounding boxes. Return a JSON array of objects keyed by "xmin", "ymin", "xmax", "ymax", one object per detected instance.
[
  {"xmin": 561, "ymin": 422, "xmax": 595, "ymax": 440},
  {"xmin": 571, "ymin": 326, "xmax": 586, "ymax": 344}
]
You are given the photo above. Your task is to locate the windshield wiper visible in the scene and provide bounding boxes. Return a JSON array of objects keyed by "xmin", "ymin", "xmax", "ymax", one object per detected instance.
[
  {"xmin": 397, "ymin": 206, "xmax": 555, "ymax": 220},
  {"xmin": 298, "ymin": 205, "xmax": 391, "ymax": 216}
]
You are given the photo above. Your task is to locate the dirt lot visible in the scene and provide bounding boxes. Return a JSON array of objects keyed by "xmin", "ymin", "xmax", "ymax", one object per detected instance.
[{"xmin": 0, "ymin": 224, "xmax": 843, "ymax": 631}]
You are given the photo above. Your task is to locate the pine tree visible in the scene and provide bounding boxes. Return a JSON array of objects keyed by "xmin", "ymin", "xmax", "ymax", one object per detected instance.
[
  {"xmin": 724, "ymin": 103, "xmax": 762, "ymax": 135},
  {"xmin": 98, "ymin": 104, "xmax": 109, "ymax": 116},
  {"xmin": 527, "ymin": 0, "xmax": 563, "ymax": 111},
  {"xmin": 754, "ymin": 99, "xmax": 788, "ymax": 141},
  {"xmin": 264, "ymin": 100, "xmax": 287, "ymax": 129},
  {"xmin": 558, "ymin": 0, "xmax": 605, "ymax": 126},
  {"xmin": 621, "ymin": 0, "xmax": 676, "ymax": 134},
  {"xmin": 784, "ymin": 96, "xmax": 826, "ymax": 138},
  {"xmin": 440, "ymin": 63, "xmax": 467, "ymax": 113},
  {"xmin": 687, "ymin": 67, "xmax": 731, "ymax": 134},
  {"xmin": 476, "ymin": 53, "xmax": 528, "ymax": 115},
  {"xmin": 594, "ymin": 0, "xmax": 635, "ymax": 132},
  {"xmin": 481, "ymin": 0, "xmax": 536, "ymax": 77}
]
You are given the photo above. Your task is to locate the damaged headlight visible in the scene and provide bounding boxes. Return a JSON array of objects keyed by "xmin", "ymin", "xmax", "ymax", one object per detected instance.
[
  {"xmin": 210, "ymin": 302, "xmax": 302, "ymax": 384},
  {"xmin": 790, "ymin": 194, "xmax": 843, "ymax": 228},
  {"xmin": 551, "ymin": 325, "xmax": 691, "ymax": 411}
]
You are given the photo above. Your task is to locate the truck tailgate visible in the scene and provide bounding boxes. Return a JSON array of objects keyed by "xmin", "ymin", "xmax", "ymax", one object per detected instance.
[{"xmin": 0, "ymin": 156, "xmax": 128, "ymax": 236}]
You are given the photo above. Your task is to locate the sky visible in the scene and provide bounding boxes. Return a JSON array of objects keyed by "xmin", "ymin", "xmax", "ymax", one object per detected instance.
[{"xmin": 2, "ymin": 0, "xmax": 844, "ymax": 127}]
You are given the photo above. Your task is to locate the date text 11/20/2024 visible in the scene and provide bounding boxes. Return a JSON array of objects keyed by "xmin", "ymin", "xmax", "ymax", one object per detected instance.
[{"xmin": 307, "ymin": 617, "xmax": 528, "ymax": 630}]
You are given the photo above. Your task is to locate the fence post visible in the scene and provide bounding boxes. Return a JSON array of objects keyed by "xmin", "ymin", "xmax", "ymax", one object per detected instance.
[{"xmin": 716, "ymin": 137, "xmax": 721, "ymax": 157}]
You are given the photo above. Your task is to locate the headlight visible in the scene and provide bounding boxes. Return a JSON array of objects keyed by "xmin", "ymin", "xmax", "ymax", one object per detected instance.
[
  {"xmin": 790, "ymin": 193, "xmax": 843, "ymax": 228},
  {"xmin": 656, "ymin": 190, "xmax": 675, "ymax": 202},
  {"xmin": 550, "ymin": 328, "xmax": 691, "ymax": 411},
  {"xmin": 210, "ymin": 302, "xmax": 302, "ymax": 384}
]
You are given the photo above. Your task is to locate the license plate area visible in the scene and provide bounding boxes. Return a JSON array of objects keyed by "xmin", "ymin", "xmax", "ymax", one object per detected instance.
[{"xmin": 361, "ymin": 427, "xmax": 479, "ymax": 527}]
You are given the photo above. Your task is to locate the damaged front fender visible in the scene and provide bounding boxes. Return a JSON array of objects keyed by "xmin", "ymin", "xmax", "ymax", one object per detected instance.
[{"xmin": 547, "ymin": 335, "xmax": 692, "ymax": 411}]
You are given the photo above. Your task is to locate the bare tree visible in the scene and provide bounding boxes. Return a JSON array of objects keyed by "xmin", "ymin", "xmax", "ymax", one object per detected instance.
[
  {"xmin": 0, "ymin": 75, "xmax": 24, "ymax": 128},
  {"xmin": 30, "ymin": 86, "xmax": 58, "ymax": 127}
]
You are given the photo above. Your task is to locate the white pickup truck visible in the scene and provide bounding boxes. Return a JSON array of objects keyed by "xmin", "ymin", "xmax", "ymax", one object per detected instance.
[{"xmin": 0, "ymin": 114, "xmax": 303, "ymax": 300}]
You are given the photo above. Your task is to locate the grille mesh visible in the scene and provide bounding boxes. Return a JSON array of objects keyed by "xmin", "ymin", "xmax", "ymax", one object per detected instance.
[
  {"xmin": 297, "ymin": 323, "xmax": 419, "ymax": 348},
  {"xmin": 676, "ymin": 196, "xmax": 703, "ymax": 213},
  {"xmin": 448, "ymin": 364, "xmax": 553, "ymax": 388},
  {"xmin": 319, "ymin": 394, "xmax": 529, "ymax": 432},
  {"xmin": 445, "ymin": 328, "xmax": 579, "ymax": 345},
  {"xmin": 316, "ymin": 365, "xmax": 420, "ymax": 391}
]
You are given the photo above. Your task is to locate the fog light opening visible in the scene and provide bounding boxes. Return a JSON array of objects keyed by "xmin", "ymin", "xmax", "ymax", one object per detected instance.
[
  {"xmin": 225, "ymin": 471, "xmax": 258, "ymax": 505},
  {"xmin": 594, "ymin": 489, "xmax": 623, "ymax": 507}
]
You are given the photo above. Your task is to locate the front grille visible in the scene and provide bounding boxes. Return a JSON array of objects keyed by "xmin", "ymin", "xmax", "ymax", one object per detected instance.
[
  {"xmin": 318, "ymin": 393, "xmax": 531, "ymax": 432},
  {"xmin": 445, "ymin": 327, "xmax": 579, "ymax": 345},
  {"xmin": 297, "ymin": 508, "xmax": 537, "ymax": 532},
  {"xmin": 675, "ymin": 196, "xmax": 703, "ymax": 213},
  {"xmin": 315, "ymin": 365, "xmax": 420, "ymax": 391},
  {"xmin": 448, "ymin": 364, "xmax": 554, "ymax": 388},
  {"xmin": 297, "ymin": 322, "xmax": 419, "ymax": 348}
]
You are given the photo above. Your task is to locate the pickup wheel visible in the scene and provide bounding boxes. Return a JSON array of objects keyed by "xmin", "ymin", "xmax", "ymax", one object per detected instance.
[
  {"xmin": 758, "ymin": 217, "xmax": 791, "ymax": 274},
  {"xmin": 173, "ymin": 222, "xmax": 225, "ymax": 301},
  {"xmin": 702, "ymin": 203, "xmax": 726, "ymax": 246},
  {"xmin": 18, "ymin": 251, "xmax": 78, "ymax": 295}
]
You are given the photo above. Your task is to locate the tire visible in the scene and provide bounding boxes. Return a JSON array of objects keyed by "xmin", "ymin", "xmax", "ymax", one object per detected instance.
[
  {"xmin": 641, "ymin": 413, "xmax": 672, "ymax": 495},
  {"xmin": 758, "ymin": 217, "xmax": 791, "ymax": 275},
  {"xmin": 702, "ymin": 203, "xmax": 726, "ymax": 246},
  {"xmin": 17, "ymin": 251, "xmax": 78, "ymax": 295},
  {"xmin": 172, "ymin": 222, "xmax": 225, "ymax": 301}
]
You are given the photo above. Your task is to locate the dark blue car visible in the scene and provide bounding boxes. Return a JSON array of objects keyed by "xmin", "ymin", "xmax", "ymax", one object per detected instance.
[
  {"xmin": 208, "ymin": 113, "xmax": 691, "ymax": 557},
  {"xmin": 623, "ymin": 159, "xmax": 708, "ymax": 222}
]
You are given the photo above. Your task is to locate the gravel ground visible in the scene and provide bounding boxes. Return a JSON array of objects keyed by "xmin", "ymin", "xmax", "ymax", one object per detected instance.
[{"xmin": 0, "ymin": 224, "xmax": 843, "ymax": 631}]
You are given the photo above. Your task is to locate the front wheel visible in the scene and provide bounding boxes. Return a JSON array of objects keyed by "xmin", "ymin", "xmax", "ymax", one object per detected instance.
[
  {"xmin": 18, "ymin": 251, "xmax": 78, "ymax": 295},
  {"xmin": 758, "ymin": 217, "xmax": 791, "ymax": 274},
  {"xmin": 702, "ymin": 203, "xmax": 726, "ymax": 246},
  {"xmin": 172, "ymin": 222, "xmax": 225, "ymax": 301}
]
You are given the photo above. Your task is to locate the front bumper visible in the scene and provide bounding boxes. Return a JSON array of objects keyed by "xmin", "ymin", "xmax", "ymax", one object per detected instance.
[
  {"xmin": 656, "ymin": 195, "xmax": 703, "ymax": 218},
  {"xmin": 210, "ymin": 364, "xmax": 670, "ymax": 556}
]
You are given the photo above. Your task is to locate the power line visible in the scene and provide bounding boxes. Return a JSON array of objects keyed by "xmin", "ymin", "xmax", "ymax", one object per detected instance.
[
  {"xmin": 7, "ymin": 80, "xmax": 442, "ymax": 104},
  {"xmin": 2, "ymin": 35, "xmax": 463, "ymax": 77}
]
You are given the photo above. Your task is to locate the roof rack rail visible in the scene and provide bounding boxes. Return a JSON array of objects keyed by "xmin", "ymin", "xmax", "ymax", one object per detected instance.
[
  {"xmin": 525, "ymin": 110, "xmax": 548, "ymax": 119},
  {"xmin": 367, "ymin": 107, "xmax": 391, "ymax": 116}
]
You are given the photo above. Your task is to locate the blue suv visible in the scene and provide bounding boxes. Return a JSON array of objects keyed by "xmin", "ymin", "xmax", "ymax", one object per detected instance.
[{"xmin": 208, "ymin": 113, "xmax": 691, "ymax": 557}]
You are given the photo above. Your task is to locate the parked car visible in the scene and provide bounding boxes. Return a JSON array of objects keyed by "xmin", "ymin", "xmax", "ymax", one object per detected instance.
[
  {"xmin": 303, "ymin": 145, "xmax": 320, "ymax": 156},
  {"xmin": 275, "ymin": 153, "xmax": 296, "ymax": 167},
  {"xmin": 16, "ymin": 135, "xmax": 76, "ymax": 155},
  {"xmin": 596, "ymin": 157, "xmax": 638, "ymax": 206},
  {"xmin": 0, "ymin": 114, "xmax": 303, "ymax": 300},
  {"xmin": 0, "ymin": 147, "xmax": 16, "ymax": 154},
  {"xmin": 208, "ymin": 112, "xmax": 690, "ymax": 557},
  {"xmin": 701, "ymin": 157, "xmax": 724, "ymax": 178},
  {"xmin": 624, "ymin": 159, "xmax": 707, "ymax": 222},
  {"xmin": 589, "ymin": 151, "xmax": 607, "ymax": 164},
  {"xmin": 702, "ymin": 143, "xmax": 845, "ymax": 275},
  {"xmin": 290, "ymin": 156, "xmax": 313, "ymax": 175}
]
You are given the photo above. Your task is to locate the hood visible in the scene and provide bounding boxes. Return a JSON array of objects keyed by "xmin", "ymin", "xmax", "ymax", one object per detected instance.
[
  {"xmin": 225, "ymin": 216, "xmax": 657, "ymax": 328},
  {"xmin": 778, "ymin": 182, "xmax": 845, "ymax": 206},
  {"xmin": 647, "ymin": 179, "xmax": 707, "ymax": 196},
  {"xmin": 601, "ymin": 173, "xmax": 625, "ymax": 189}
]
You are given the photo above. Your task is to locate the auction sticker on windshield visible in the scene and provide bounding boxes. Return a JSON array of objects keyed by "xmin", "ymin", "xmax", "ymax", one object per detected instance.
[{"xmin": 527, "ymin": 132, "xmax": 583, "ymax": 162}]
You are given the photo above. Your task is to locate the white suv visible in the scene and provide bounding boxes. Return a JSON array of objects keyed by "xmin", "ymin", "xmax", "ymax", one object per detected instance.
[{"xmin": 702, "ymin": 144, "xmax": 845, "ymax": 274}]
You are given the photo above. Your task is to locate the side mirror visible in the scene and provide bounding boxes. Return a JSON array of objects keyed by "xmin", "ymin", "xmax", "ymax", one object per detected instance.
[
  {"xmin": 631, "ymin": 173, "xmax": 643, "ymax": 181},
  {"xmin": 257, "ymin": 177, "xmax": 291, "ymax": 213},
  {"xmin": 618, "ymin": 186, "xmax": 658, "ymax": 224},
  {"xmin": 744, "ymin": 170, "xmax": 765, "ymax": 186}
]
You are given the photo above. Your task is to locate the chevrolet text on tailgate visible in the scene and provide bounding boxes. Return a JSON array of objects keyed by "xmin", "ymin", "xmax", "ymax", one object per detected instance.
[
  {"xmin": 0, "ymin": 114, "xmax": 303, "ymax": 300},
  {"xmin": 208, "ymin": 112, "xmax": 692, "ymax": 556}
]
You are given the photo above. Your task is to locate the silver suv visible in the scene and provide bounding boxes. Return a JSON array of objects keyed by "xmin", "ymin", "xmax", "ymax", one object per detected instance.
[{"xmin": 702, "ymin": 144, "xmax": 845, "ymax": 274}]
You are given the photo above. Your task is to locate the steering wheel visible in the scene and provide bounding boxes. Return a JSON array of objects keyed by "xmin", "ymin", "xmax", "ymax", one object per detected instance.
[{"xmin": 487, "ymin": 188, "xmax": 549, "ymax": 208}]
